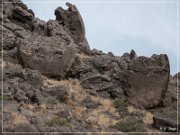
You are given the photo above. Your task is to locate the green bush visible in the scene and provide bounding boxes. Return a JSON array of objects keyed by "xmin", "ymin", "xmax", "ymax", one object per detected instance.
[
  {"xmin": 115, "ymin": 116, "xmax": 147, "ymax": 133},
  {"xmin": 46, "ymin": 97, "xmax": 58, "ymax": 105},
  {"xmin": 113, "ymin": 98, "xmax": 128, "ymax": 108},
  {"xmin": 47, "ymin": 115, "xmax": 69, "ymax": 126}
]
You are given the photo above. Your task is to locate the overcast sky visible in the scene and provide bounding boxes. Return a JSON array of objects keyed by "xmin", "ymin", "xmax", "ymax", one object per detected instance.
[{"xmin": 22, "ymin": 0, "xmax": 179, "ymax": 75}]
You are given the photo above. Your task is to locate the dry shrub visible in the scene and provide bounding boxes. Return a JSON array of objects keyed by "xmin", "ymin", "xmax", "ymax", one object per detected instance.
[
  {"xmin": 47, "ymin": 115, "xmax": 69, "ymax": 127},
  {"xmin": 10, "ymin": 113, "xmax": 28, "ymax": 124},
  {"xmin": 113, "ymin": 98, "xmax": 128, "ymax": 108},
  {"xmin": 143, "ymin": 112, "xmax": 154, "ymax": 125},
  {"xmin": 115, "ymin": 116, "xmax": 147, "ymax": 133},
  {"xmin": 46, "ymin": 96, "xmax": 58, "ymax": 105}
]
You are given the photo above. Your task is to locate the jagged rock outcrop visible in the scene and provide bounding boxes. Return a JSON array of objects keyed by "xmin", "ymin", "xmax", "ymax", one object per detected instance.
[
  {"xmin": 2, "ymin": 0, "xmax": 34, "ymax": 30},
  {"xmin": 2, "ymin": 1, "xmax": 91, "ymax": 78},
  {"xmin": 70, "ymin": 51, "xmax": 170, "ymax": 108},
  {"xmin": 0, "ymin": 0, "xmax": 175, "ymax": 133},
  {"xmin": 1, "ymin": 0, "xmax": 170, "ymax": 106},
  {"xmin": 54, "ymin": 2, "xmax": 85, "ymax": 43}
]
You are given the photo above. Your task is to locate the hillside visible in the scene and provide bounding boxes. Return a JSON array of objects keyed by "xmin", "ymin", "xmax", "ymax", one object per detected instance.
[{"xmin": 0, "ymin": 0, "xmax": 179, "ymax": 134}]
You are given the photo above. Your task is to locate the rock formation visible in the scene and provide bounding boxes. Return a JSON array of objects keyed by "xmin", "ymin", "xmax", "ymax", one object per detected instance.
[{"xmin": 0, "ymin": 0, "xmax": 178, "ymax": 133}]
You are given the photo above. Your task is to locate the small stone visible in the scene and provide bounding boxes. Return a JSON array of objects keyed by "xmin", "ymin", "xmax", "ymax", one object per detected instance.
[
  {"xmin": 82, "ymin": 96, "xmax": 100, "ymax": 109},
  {"xmin": 21, "ymin": 109, "xmax": 34, "ymax": 117}
]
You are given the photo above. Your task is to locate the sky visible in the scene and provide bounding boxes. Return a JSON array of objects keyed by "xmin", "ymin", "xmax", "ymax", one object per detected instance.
[{"xmin": 22, "ymin": 0, "xmax": 179, "ymax": 75}]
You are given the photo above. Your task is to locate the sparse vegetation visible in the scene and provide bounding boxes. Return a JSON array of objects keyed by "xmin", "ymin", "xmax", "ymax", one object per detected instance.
[
  {"xmin": 47, "ymin": 115, "xmax": 69, "ymax": 126},
  {"xmin": 0, "ymin": 95, "xmax": 10, "ymax": 101},
  {"xmin": 143, "ymin": 112, "xmax": 154, "ymax": 125},
  {"xmin": 46, "ymin": 96, "xmax": 58, "ymax": 104},
  {"xmin": 115, "ymin": 116, "xmax": 147, "ymax": 133},
  {"xmin": 113, "ymin": 98, "xmax": 128, "ymax": 108},
  {"xmin": 11, "ymin": 113, "xmax": 28, "ymax": 125}
]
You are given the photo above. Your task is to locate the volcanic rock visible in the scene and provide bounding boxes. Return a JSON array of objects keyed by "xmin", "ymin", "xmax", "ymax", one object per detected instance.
[
  {"xmin": 54, "ymin": 2, "xmax": 85, "ymax": 44},
  {"xmin": 1, "ymin": 0, "xmax": 176, "ymax": 133},
  {"xmin": 153, "ymin": 115, "xmax": 179, "ymax": 132},
  {"xmin": 124, "ymin": 54, "xmax": 170, "ymax": 108},
  {"xmin": 45, "ymin": 86, "xmax": 68, "ymax": 102},
  {"xmin": 18, "ymin": 34, "xmax": 76, "ymax": 78},
  {"xmin": 71, "ymin": 51, "xmax": 170, "ymax": 108}
]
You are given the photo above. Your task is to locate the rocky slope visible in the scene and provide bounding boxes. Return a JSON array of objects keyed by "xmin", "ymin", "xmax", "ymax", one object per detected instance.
[{"xmin": 0, "ymin": 0, "xmax": 179, "ymax": 133}]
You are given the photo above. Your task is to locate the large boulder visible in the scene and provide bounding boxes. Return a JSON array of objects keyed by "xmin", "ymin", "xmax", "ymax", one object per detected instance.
[
  {"xmin": 18, "ymin": 34, "xmax": 76, "ymax": 78},
  {"xmin": 124, "ymin": 54, "xmax": 170, "ymax": 108}
]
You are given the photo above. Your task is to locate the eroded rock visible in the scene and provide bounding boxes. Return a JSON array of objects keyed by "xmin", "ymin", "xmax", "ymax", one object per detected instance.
[
  {"xmin": 18, "ymin": 34, "xmax": 76, "ymax": 78},
  {"xmin": 125, "ymin": 54, "xmax": 170, "ymax": 108},
  {"xmin": 54, "ymin": 2, "xmax": 85, "ymax": 44},
  {"xmin": 73, "ymin": 51, "xmax": 170, "ymax": 109}
]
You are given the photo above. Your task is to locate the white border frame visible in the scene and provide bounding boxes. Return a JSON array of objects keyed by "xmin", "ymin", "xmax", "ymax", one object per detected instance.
[{"xmin": 1, "ymin": 0, "xmax": 179, "ymax": 134}]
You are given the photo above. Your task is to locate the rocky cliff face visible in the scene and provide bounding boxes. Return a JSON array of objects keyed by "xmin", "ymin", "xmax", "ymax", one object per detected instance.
[{"xmin": 0, "ymin": 0, "xmax": 179, "ymax": 133}]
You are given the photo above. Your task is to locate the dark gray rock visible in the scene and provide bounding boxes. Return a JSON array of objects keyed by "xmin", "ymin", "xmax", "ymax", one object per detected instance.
[
  {"xmin": 13, "ymin": 88, "xmax": 28, "ymax": 103},
  {"xmin": 90, "ymin": 49, "xmax": 105, "ymax": 55},
  {"xmin": 12, "ymin": 6, "xmax": 34, "ymax": 22},
  {"xmin": 4, "ymin": 62, "xmax": 44, "ymax": 104},
  {"xmin": 32, "ymin": 18, "xmax": 46, "ymax": 35},
  {"xmin": 124, "ymin": 54, "xmax": 170, "ymax": 108},
  {"xmin": 108, "ymin": 52, "xmax": 115, "ymax": 57},
  {"xmin": 3, "ymin": 1, "xmax": 34, "ymax": 30},
  {"xmin": 2, "ymin": 27, "xmax": 17, "ymax": 50},
  {"xmin": 29, "ymin": 117, "xmax": 44, "ymax": 125},
  {"xmin": 91, "ymin": 55, "xmax": 112, "ymax": 71},
  {"xmin": 98, "ymin": 91, "xmax": 111, "ymax": 98},
  {"xmin": 45, "ymin": 86, "xmax": 68, "ymax": 102},
  {"xmin": 153, "ymin": 115, "xmax": 179, "ymax": 132},
  {"xmin": 81, "ymin": 74, "xmax": 113, "ymax": 91},
  {"xmin": 116, "ymin": 106, "xmax": 128, "ymax": 117},
  {"xmin": 20, "ymin": 109, "xmax": 34, "ymax": 117},
  {"xmin": 46, "ymin": 20, "xmax": 73, "ymax": 41},
  {"xmin": 29, "ymin": 93, "xmax": 42, "ymax": 104},
  {"xmin": 108, "ymin": 87, "xmax": 126, "ymax": 99},
  {"xmin": 81, "ymin": 96, "xmax": 100, "ymax": 109},
  {"xmin": 54, "ymin": 2, "xmax": 85, "ymax": 44},
  {"xmin": 129, "ymin": 49, "xmax": 137, "ymax": 59},
  {"xmin": 56, "ymin": 109, "xmax": 73, "ymax": 120}
]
